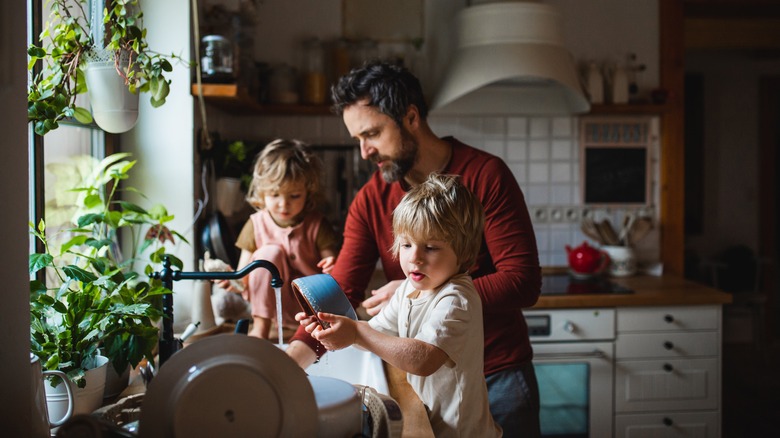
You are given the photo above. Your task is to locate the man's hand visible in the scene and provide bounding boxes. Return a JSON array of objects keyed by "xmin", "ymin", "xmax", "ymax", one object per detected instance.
[{"xmin": 361, "ymin": 279, "xmax": 403, "ymax": 316}]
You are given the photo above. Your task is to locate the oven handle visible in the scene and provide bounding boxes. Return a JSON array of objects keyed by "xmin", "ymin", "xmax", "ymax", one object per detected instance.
[{"xmin": 533, "ymin": 350, "xmax": 607, "ymax": 360}]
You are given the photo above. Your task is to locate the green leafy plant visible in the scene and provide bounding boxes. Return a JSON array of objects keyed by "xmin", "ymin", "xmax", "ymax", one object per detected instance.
[
  {"xmin": 30, "ymin": 153, "xmax": 187, "ymax": 387},
  {"xmin": 27, "ymin": 0, "xmax": 177, "ymax": 136}
]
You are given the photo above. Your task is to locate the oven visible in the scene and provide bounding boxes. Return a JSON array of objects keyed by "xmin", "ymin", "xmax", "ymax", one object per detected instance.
[{"xmin": 526, "ymin": 308, "xmax": 615, "ymax": 438}]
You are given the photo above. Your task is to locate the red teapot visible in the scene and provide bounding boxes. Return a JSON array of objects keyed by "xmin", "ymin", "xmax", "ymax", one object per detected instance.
[{"xmin": 565, "ymin": 241, "xmax": 610, "ymax": 279}]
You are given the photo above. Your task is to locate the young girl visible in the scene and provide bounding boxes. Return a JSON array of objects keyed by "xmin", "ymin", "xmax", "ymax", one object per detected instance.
[
  {"xmin": 300, "ymin": 174, "xmax": 501, "ymax": 437},
  {"xmin": 231, "ymin": 139, "xmax": 339, "ymax": 339}
]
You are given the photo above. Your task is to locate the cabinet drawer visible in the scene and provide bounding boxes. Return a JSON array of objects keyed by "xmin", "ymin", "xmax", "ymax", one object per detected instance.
[
  {"xmin": 616, "ymin": 332, "xmax": 719, "ymax": 359},
  {"xmin": 615, "ymin": 358, "xmax": 719, "ymax": 412},
  {"xmin": 615, "ymin": 411, "xmax": 720, "ymax": 438},
  {"xmin": 617, "ymin": 306, "xmax": 720, "ymax": 332}
]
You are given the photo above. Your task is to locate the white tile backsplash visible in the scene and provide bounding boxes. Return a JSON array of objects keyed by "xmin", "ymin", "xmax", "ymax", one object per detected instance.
[
  {"xmin": 482, "ymin": 139, "xmax": 505, "ymax": 157},
  {"xmin": 506, "ymin": 139, "xmax": 527, "ymax": 162},
  {"xmin": 550, "ymin": 163, "xmax": 572, "ymax": 183},
  {"xmin": 529, "ymin": 140, "xmax": 550, "ymax": 161},
  {"xmin": 551, "ymin": 139, "xmax": 573, "ymax": 160},
  {"xmin": 529, "ymin": 163, "xmax": 549, "ymax": 183},
  {"xmin": 529, "ymin": 117, "xmax": 551, "ymax": 138},
  {"xmin": 508, "ymin": 162, "xmax": 527, "ymax": 184},
  {"xmin": 552, "ymin": 117, "xmax": 573, "ymax": 137},
  {"xmin": 215, "ymin": 112, "xmax": 660, "ymax": 268},
  {"xmin": 507, "ymin": 117, "xmax": 528, "ymax": 137}
]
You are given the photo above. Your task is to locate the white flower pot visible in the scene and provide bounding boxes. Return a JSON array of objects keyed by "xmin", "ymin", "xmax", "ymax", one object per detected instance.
[
  {"xmin": 85, "ymin": 61, "xmax": 139, "ymax": 133},
  {"xmin": 45, "ymin": 355, "xmax": 109, "ymax": 420}
]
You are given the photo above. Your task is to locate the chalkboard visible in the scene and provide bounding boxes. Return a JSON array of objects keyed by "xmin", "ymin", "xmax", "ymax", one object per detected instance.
[{"xmin": 583, "ymin": 147, "xmax": 648, "ymax": 204}]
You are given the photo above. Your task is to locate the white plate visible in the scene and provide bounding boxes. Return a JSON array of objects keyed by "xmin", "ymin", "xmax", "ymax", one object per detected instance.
[{"xmin": 139, "ymin": 334, "xmax": 318, "ymax": 438}]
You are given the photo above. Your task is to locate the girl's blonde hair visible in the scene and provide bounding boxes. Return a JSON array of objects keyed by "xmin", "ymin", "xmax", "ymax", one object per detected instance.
[
  {"xmin": 245, "ymin": 139, "xmax": 323, "ymax": 214},
  {"xmin": 391, "ymin": 174, "xmax": 485, "ymax": 272}
]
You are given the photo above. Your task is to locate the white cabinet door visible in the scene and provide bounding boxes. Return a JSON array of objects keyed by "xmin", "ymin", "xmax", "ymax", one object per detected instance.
[
  {"xmin": 617, "ymin": 306, "xmax": 719, "ymax": 332},
  {"xmin": 615, "ymin": 358, "xmax": 719, "ymax": 412},
  {"xmin": 616, "ymin": 331, "xmax": 719, "ymax": 359}
]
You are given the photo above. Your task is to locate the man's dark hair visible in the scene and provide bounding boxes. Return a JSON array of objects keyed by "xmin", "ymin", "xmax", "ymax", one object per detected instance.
[{"xmin": 330, "ymin": 60, "xmax": 428, "ymax": 126}]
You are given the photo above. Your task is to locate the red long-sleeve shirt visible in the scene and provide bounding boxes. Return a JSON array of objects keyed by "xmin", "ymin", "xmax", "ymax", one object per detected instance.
[{"xmin": 291, "ymin": 137, "xmax": 541, "ymax": 374}]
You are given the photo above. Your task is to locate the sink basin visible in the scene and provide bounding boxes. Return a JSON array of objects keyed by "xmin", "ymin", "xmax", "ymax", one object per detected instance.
[{"xmin": 304, "ymin": 346, "xmax": 389, "ymax": 396}]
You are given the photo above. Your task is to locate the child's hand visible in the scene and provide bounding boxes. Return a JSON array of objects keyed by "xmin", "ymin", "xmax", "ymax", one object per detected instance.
[
  {"xmin": 317, "ymin": 256, "xmax": 336, "ymax": 274},
  {"xmin": 296, "ymin": 311, "xmax": 320, "ymax": 334},
  {"xmin": 311, "ymin": 312, "xmax": 356, "ymax": 351}
]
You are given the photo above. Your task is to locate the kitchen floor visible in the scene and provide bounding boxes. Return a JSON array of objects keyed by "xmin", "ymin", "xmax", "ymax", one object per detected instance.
[{"xmin": 722, "ymin": 341, "xmax": 780, "ymax": 437}]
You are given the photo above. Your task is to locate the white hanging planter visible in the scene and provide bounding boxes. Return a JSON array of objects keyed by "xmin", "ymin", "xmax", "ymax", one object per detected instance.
[{"xmin": 84, "ymin": 60, "xmax": 139, "ymax": 133}]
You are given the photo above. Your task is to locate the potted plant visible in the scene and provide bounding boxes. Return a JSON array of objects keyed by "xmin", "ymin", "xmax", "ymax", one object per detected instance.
[
  {"xmin": 29, "ymin": 153, "xmax": 185, "ymax": 413},
  {"xmin": 27, "ymin": 0, "xmax": 179, "ymax": 135}
]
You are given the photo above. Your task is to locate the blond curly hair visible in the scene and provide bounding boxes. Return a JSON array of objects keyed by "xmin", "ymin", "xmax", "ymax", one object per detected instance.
[
  {"xmin": 391, "ymin": 173, "xmax": 485, "ymax": 272},
  {"xmin": 245, "ymin": 139, "xmax": 323, "ymax": 215}
]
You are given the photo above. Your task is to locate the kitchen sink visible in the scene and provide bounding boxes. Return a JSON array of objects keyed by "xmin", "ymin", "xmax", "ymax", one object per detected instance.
[{"xmin": 304, "ymin": 345, "xmax": 390, "ymax": 396}]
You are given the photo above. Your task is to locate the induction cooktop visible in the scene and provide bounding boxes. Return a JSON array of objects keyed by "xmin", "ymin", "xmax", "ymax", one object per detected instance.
[{"xmin": 541, "ymin": 274, "xmax": 634, "ymax": 295}]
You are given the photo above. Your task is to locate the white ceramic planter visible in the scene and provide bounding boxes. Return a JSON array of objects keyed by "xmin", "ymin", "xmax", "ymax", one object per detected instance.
[
  {"xmin": 45, "ymin": 355, "xmax": 109, "ymax": 420},
  {"xmin": 85, "ymin": 61, "xmax": 139, "ymax": 133}
]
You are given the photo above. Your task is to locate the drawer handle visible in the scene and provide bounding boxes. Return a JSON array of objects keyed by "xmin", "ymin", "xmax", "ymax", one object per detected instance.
[
  {"xmin": 533, "ymin": 350, "xmax": 607, "ymax": 360},
  {"xmin": 663, "ymin": 341, "xmax": 674, "ymax": 350},
  {"xmin": 664, "ymin": 314, "xmax": 675, "ymax": 323},
  {"xmin": 663, "ymin": 363, "xmax": 674, "ymax": 372},
  {"xmin": 663, "ymin": 417, "xmax": 674, "ymax": 427}
]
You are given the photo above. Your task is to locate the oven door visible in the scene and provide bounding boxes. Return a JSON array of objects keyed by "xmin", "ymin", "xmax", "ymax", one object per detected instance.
[{"xmin": 532, "ymin": 341, "xmax": 613, "ymax": 438}]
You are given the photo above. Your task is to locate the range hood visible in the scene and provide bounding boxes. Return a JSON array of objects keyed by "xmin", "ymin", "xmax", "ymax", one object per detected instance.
[{"xmin": 431, "ymin": 1, "xmax": 590, "ymax": 116}]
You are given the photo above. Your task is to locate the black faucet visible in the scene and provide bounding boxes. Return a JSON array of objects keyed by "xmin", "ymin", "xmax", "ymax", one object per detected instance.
[{"xmin": 152, "ymin": 255, "xmax": 283, "ymax": 366}]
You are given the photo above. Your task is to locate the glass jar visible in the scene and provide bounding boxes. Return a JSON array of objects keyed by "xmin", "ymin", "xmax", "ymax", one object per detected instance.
[
  {"xmin": 301, "ymin": 38, "xmax": 327, "ymax": 105},
  {"xmin": 201, "ymin": 35, "xmax": 233, "ymax": 83},
  {"xmin": 269, "ymin": 64, "xmax": 299, "ymax": 104}
]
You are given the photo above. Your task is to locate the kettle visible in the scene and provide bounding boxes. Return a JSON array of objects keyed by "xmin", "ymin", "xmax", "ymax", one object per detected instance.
[{"xmin": 565, "ymin": 241, "xmax": 609, "ymax": 279}]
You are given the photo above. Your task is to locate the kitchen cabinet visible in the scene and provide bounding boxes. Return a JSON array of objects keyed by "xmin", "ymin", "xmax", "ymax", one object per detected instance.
[{"xmin": 614, "ymin": 305, "xmax": 722, "ymax": 438}]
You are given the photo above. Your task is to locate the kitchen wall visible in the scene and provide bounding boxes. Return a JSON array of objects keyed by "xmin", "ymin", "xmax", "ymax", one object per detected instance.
[{"xmin": 201, "ymin": 0, "xmax": 663, "ymax": 269}]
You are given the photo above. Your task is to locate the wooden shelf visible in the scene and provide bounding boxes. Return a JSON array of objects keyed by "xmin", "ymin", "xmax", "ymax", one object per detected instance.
[
  {"xmin": 589, "ymin": 102, "xmax": 671, "ymax": 114},
  {"xmin": 191, "ymin": 83, "xmax": 332, "ymax": 115}
]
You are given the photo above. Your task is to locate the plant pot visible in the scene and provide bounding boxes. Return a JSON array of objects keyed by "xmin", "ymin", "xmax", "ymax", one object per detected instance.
[
  {"xmin": 103, "ymin": 362, "xmax": 131, "ymax": 399},
  {"xmin": 45, "ymin": 355, "xmax": 109, "ymax": 419},
  {"xmin": 216, "ymin": 177, "xmax": 247, "ymax": 217},
  {"xmin": 85, "ymin": 60, "xmax": 139, "ymax": 133}
]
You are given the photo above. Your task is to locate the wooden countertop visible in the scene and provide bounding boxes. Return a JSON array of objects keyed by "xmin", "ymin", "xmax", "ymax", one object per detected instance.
[{"xmin": 533, "ymin": 273, "xmax": 733, "ymax": 309}]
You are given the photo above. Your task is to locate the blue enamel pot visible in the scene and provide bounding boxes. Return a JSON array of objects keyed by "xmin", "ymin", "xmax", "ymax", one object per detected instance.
[{"xmin": 291, "ymin": 274, "xmax": 357, "ymax": 328}]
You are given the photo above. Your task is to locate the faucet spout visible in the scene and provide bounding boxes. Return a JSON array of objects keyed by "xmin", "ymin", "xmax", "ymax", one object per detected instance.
[
  {"xmin": 173, "ymin": 259, "xmax": 283, "ymax": 288},
  {"xmin": 152, "ymin": 256, "xmax": 284, "ymax": 366}
]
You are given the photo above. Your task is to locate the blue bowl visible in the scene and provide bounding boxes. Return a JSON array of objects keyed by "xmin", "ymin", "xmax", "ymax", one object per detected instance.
[{"xmin": 291, "ymin": 274, "xmax": 357, "ymax": 328}]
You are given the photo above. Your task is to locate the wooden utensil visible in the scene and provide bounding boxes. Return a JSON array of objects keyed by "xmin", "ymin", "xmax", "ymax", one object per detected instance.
[
  {"xmin": 599, "ymin": 219, "xmax": 621, "ymax": 246},
  {"xmin": 581, "ymin": 217, "xmax": 604, "ymax": 244},
  {"xmin": 618, "ymin": 214, "xmax": 635, "ymax": 246},
  {"xmin": 628, "ymin": 217, "xmax": 653, "ymax": 245}
]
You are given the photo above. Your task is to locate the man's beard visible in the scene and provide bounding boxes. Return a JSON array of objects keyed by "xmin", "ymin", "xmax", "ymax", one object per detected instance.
[{"xmin": 378, "ymin": 129, "xmax": 418, "ymax": 183}]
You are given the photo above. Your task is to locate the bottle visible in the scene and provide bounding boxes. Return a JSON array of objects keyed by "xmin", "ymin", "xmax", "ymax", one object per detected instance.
[
  {"xmin": 585, "ymin": 62, "xmax": 604, "ymax": 104},
  {"xmin": 611, "ymin": 65, "xmax": 629, "ymax": 104},
  {"xmin": 301, "ymin": 38, "xmax": 326, "ymax": 105}
]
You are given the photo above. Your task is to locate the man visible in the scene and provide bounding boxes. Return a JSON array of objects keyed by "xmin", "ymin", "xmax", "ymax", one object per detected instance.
[{"xmin": 287, "ymin": 61, "xmax": 542, "ymax": 436}]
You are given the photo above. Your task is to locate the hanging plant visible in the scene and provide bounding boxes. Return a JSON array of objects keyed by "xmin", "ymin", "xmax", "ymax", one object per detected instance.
[{"xmin": 27, "ymin": 0, "xmax": 181, "ymax": 135}]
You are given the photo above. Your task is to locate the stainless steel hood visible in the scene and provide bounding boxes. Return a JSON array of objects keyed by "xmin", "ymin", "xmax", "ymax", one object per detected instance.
[{"xmin": 431, "ymin": 1, "xmax": 590, "ymax": 116}]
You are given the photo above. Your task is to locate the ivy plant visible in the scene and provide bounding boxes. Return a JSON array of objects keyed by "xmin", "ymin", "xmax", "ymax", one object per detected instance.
[{"xmin": 27, "ymin": 0, "xmax": 177, "ymax": 136}]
